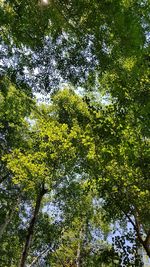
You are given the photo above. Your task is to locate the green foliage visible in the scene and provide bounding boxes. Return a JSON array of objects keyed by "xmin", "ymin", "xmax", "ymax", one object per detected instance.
[
  {"xmin": 1, "ymin": 88, "xmax": 118, "ymax": 266},
  {"xmin": 0, "ymin": 1, "xmax": 150, "ymax": 265}
]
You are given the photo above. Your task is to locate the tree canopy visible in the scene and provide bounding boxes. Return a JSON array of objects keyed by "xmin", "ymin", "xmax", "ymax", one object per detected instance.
[{"xmin": 0, "ymin": 0, "xmax": 150, "ymax": 266}]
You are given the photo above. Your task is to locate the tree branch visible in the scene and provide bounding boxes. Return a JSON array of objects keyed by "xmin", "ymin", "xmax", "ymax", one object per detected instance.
[{"xmin": 28, "ymin": 246, "xmax": 51, "ymax": 267}]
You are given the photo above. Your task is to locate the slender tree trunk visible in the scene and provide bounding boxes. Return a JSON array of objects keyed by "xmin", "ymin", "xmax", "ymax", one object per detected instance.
[
  {"xmin": 76, "ymin": 226, "xmax": 85, "ymax": 267},
  {"xmin": 134, "ymin": 214, "xmax": 150, "ymax": 258},
  {"xmin": 118, "ymin": 202, "xmax": 150, "ymax": 258},
  {"xmin": 143, "ymin": 231, "xmax": 150, "ymax": 258},
  {"xmin": 19, "ymin": 184, "xmax": 47, "ymax": 267},
  {"xmin": 0, "ymin": 208, "xmax": 15, "ymax": 238},
  {"xmin": 76, "ymin": 237, "xmax": 81, "ymax": 267},
  {"xmin": 0, "ymin": 198, "xmax": 19, "ymax": 238},
  {"xmin": 76, "ymin": 218, "xmax": 89, "ymax": 267}
]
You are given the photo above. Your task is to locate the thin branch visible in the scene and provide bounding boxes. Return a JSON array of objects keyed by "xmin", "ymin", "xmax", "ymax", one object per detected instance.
[{"xmin": 28, "ymin": 246, "xmax": 51, "ymax": 267}]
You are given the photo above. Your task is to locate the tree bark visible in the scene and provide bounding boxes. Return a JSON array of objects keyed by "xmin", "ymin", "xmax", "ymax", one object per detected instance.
[
  {"xmin": 143, "ymin": 230, "xmax": 150, "ymax": 258},
  {"xmin": 114, "ymin": 198, "xmax": 150, "ymax": 259},
  {"xmin": 134, "ymin": 214, "xmax": 150, "ymax": 258},
  {"xmin": 19, "ymin": 184, "xmax": 47, "ymax": 267}
]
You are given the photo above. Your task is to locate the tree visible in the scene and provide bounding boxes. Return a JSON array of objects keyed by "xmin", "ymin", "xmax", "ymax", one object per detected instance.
[
  {"xmin": 51, "ymin": 89, "xmax": 150, "ymax": 261},
  {"xmin": 2, "ymin": 89, "xmax": 94, "ymax": 266},
  {"xmin": 1, "ymin": 86, "xmax": 149, "ymax": 265},
  {"xmin": 84, "ymin": 99, "xmax": 150, "ymax": 258}
]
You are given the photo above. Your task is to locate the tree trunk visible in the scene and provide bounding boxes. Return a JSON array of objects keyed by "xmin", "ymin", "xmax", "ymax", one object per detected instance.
[
  {"xmin": 120, "ymin": 206, "xmax": 150, "ymax": 259},
  {"xmin": 143, "ymin": 231, "xmax": 150, "ymax": 258},
  {"xmin": 76, "ymin": 239, "xmax": 81, "ymax": 267},
  {"xmin": 0, "ymin": 208, "xmax": 15, "ymax": 238},
  {"xmin": 0, "ymin": 198, "xmax": 19, "ymax": 239},
  {"xmin": 76, "ymin": 225, "xmax": 85, "ymax": 267},
  {"xmin": 134, "ymin": 214, "xmax": 150, "ymax": 258},
  {"xmin": 19, "ymin": 184, "xmax": 46, "ymax": 267}
]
